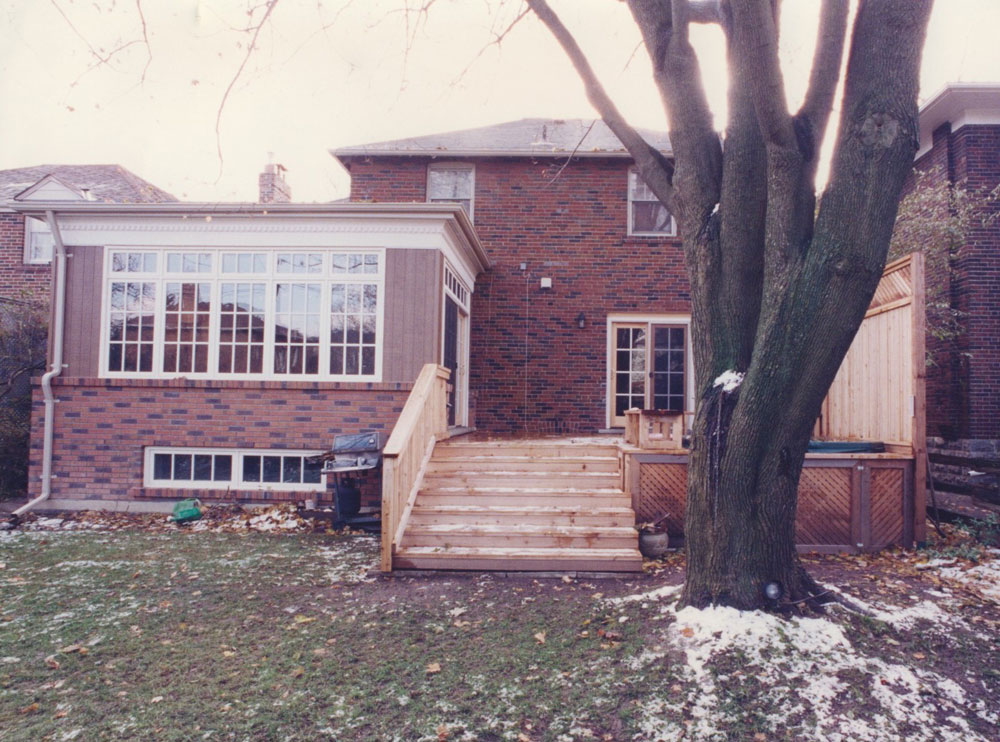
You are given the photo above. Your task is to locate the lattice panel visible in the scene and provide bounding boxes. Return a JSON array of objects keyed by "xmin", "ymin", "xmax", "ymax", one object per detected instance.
[
  {"xmin": 870, "ymin": 262, "xmax": 912, "ymax": 311},
  {"xmin": 636, "ymin": 463, "xmax": 687, "ymax": 536},
  {"xmin": 870, "ymin": 467, "xmax": 904, "ymax": 547},
  {"xmin": 796, "ymin": 467, "xmax": 853, "ymax": 546}
]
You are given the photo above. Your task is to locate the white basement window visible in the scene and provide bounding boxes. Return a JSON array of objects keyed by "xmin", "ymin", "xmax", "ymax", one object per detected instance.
[
  {"xmin": 427, "ymin": 163, "xmax": 474, "ymax": 222},
  {"xmin": 101, "ymin": 249, "xmax": 384, "ymax": 381},
  {"xmin": 145, "ymin": 447, "xmax": 324, "ymax": 491},
  {"xmin": 628, "ymin": 169, "xmax": 675, "ymax": 237}
]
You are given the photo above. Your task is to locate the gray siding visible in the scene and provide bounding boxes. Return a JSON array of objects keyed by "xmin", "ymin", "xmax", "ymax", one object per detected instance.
[
  {"xmin": 63, "ymin": 245, "xmax": 103, "ymax": 378},
  {"xmin": 383, "ymin": 248, "xmax": 442, "ymax": 383}
]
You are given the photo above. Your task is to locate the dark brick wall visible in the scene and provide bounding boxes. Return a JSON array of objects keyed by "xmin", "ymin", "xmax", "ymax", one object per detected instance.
[
  {"xmin": 343, "ymin": 155, "xmax": 690, "ymax": 432},
  {"xmin": 30, "ymin": 378, "xmax": 410, "ymax": 505},
  {"xmin": 0, "ymin": 213, "xmax": 50, "ymax": 301},
  {"xmin": 911, "ymin": 124, "xmax": 1000, "ymax": 440}
]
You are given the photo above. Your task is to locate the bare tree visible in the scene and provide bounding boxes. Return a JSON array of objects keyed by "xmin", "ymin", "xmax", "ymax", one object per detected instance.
[{"xmin": 527, "ymin": 0, "xmax": 933, "ymax": 609}]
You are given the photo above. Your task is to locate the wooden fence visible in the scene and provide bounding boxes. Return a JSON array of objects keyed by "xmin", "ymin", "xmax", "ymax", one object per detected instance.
[
  {"xmin": 380, "ymin": 364, "xmax": 450, "ymax": 572},
  {"xmin": 814, "ymin": 253, "xmax": 926, "ymax": 541},
  {"xmin": 626, "ymin": 453, "xmax": 914, "ymax": 552}
]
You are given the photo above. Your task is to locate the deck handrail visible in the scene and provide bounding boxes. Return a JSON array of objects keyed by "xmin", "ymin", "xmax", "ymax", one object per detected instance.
[{"xmin": 380, "ymin": 363, "xmax": 450, "ymax": 571}]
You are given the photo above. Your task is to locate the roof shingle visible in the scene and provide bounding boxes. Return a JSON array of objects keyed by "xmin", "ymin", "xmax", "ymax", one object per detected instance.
[{"xmin": 0, "ymin": 164, "xmax": 177, "ymax": 203}]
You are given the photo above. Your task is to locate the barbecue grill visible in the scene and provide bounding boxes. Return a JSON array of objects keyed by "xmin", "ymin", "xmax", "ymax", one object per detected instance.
[{"xmin": 313, "ymin": 431, "xmax": 383, "ymax": 531}]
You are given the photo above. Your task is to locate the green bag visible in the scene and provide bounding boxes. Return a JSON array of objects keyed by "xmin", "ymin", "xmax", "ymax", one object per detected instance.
[{"xmin": 170, "ymin": 498, "xmax": 202, "ymax": 523}]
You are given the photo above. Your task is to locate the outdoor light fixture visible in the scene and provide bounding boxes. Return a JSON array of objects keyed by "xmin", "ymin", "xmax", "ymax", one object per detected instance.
[
  {"xmin": 764, "ymin": 581, "xmax": 784, "ymax": 601},
  {"xmin": 540, "ymin": 277, "xmax": 553, "ymax": 289},
  {"xmin": 576, "ymin": 312, "xmax": 586, "ymax": 329}
]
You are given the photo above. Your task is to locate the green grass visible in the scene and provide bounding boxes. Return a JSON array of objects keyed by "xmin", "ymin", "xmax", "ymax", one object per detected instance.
[{"xmin": 2, "ymin": 529, "xmax": 998, "ymax": 741}]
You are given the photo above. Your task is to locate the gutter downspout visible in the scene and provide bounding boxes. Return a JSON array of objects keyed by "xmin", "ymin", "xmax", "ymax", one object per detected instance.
[{"xmin": 13, "ymin": 210, "xmax": 67, "ymax": 517}]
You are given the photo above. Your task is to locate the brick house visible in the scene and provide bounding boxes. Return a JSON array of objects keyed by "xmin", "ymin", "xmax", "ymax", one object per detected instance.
[
  {"xmin": 908, "ymin": 84, "xmax": 1000, "ymax": 461},
  {"xmin": 10, "ymin": 87, "xmax": 998, "ymax": 517}
]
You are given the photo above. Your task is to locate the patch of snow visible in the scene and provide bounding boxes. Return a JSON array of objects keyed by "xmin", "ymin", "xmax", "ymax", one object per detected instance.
[
  {"xmin": 937, "ymin": 559, "xmax": 1000, "ymax": 601},
  {"xmin": 713, "ymin": 370, "xmax": 744, "ymax": 393},
  {"xmin": 606, "ymin": 583, "xmax": 682, "ymax": 605}
]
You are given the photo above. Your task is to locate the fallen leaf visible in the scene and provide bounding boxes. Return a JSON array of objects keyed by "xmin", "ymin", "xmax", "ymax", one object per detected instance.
[
  {"xmin": 913, "ymin": 652, "xmax": 926, "ymax": 660},
  {"xmin": 448, "ymin": 607, "xmax": 467, "ymax": 617},
  {"xmin": 59, "ymin": 644, "xmax": 82, "ymax": 654},
  {"xmin": 290, "ymin": 667, "xmax": 305, "ymax": 678},
  {"xmin": 44, "ymin": 655, "xmax": 59, "ymax": 670},
  {"xmin": 518, "ymin": 734, "xmax": 532, "ymax": 742},
  {"xmin": 53, "ymin": 710, "xmax": 68, "ymax": 719},
  {"xmin": 561, "ymin": 575, "xmax": 573, "ymax": 584},
  {"xmin": 150, "ymin": 696, "xmax": 164, "ymax": 704},
  {"xmin": 437, "ymin": 723, "xmax": 450, "ymax": 741},
  {"xmin": 426, "ymin": 662, "xmax": 441, "ymax": 675},
  {"xmin": 754, "ymin": 734, "xmax": 767, "ymax": 741},
  {"xmin": 20, "ymin": 702, "xmax": 39, "ymax": 714},
  {"xmin": 681, "ymin": 627, "xmax": 695, "ymax": 638},
  {"xmin": 293, "ymin": 615, "xmax": 316, "ymax": 624},
  {"xmin": 534, "ymin": 631, "xmax": 546, "ymax": 644}
]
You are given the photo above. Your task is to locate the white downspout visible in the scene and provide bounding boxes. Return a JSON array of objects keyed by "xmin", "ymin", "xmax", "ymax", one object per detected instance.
[{"xmin": 13, "ymin": 210, "xmax": 67, "ymax": 517}]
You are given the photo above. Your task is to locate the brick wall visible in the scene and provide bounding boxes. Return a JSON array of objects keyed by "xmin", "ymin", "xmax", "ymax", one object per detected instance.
[
  {"xmin": 0, "ymin": 213, "xmax": 50, "ymax": 302},
  {"xmin": 911, "ymin": 124, "xmax": 1000, "ymax": 440},
  {"xmin": 30, "ymin": 378, "xmax": 410, "ymax": 505},
  {"xmin": 344, "ymin": 155, "xmax": 691, "ymax": 432}
]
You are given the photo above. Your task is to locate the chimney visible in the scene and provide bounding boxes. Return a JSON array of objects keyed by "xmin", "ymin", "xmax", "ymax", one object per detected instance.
[{"xmin": 259, "ymin": 158, "xmax": 291, "ymax": 203}]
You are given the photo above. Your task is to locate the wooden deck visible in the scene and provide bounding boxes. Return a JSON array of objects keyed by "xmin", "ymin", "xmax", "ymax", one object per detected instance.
[{"xmin": 392, "ymin": 438, "xmax": 643, "ymax": 572}]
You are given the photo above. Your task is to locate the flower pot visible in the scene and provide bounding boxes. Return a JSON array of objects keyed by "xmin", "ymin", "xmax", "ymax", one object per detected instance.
[{"xmin": 638, "ymin": 531, "xmax": 670, "ymax": 558}]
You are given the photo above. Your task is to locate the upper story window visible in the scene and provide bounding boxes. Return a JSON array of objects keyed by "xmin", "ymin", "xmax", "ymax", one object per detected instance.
[
  {"xmin": 427, "ymin": 163, "xmax": 474, "ymax": 222},
  {"xmin": 23, "ymin": 217, "xmax": 55, "ymax": 265},
  {"xmin": 101, "ymin": 248, "xmax": 384, "ymax": 381},
  {"xmin": 628, "ymin": 169, "xmax": 675, "ymax": 237}
]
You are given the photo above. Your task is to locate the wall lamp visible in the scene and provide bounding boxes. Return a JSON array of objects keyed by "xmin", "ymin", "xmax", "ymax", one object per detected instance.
[{"xmin": 576, "ymin": 312, "xmax": 586, "ymax": 329}]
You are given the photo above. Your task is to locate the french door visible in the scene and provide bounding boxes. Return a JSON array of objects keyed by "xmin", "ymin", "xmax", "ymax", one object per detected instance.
[
  {"xmin": 442, "ymin": 296, "xmax": 469, "ymax": 427},
  {"xmin": 610, "ymin": 322, "xmax": 687, "ymax": 427}
]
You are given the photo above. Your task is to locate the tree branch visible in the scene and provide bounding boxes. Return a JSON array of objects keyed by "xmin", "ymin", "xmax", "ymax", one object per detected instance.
[
  {"xmin": 526, "ymin": 0, "xmax": 676, "ymax": 211},
  {"xmin": 797, "ymin": 0, "xmax": 848, "ymax": 167},
  {"xmin": 214, "ymin": 0, "xmax": 280, "ymax": 181},
  {"xmin": 728, "ymin": 0, "xmax": 795, "ymax": 149}
]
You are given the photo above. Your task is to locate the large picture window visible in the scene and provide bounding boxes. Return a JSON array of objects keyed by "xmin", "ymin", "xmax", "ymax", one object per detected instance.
[{"xmin": 102, "ymin": 249, "xmax": 384, "ymax": 381}]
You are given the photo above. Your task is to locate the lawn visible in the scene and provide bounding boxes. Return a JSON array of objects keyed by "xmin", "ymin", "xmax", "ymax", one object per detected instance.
[{"xmin": 1, "ymin": 517, "xmax": 998, "ymax": 741}]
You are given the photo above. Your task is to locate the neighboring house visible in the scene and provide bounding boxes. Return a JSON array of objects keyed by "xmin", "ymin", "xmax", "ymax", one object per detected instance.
[
  {"xmin": 908, "ymin": 84, "xmax": 1000, "ymax": 459},
  {"xmin": 0, "ymin": 165, "xmax": 178, "ymax": 301}
]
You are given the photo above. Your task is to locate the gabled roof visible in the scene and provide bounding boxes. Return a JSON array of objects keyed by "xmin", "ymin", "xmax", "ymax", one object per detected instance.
[
  {"xmin": 332, "ymin": 118, "xmax": 672, "ymax": 161},
  {"xmin": 0, "ymin": 164, "xmax": 177, "ymax": 203}
]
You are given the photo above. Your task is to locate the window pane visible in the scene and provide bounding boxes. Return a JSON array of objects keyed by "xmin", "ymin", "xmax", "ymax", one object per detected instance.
[
  {"xmin": 303, "ymin": 458, "xmax": 322, "ymax": 484},
  {"xmin": 632, "ymin": 202, "xmax": 672, "ymax": 234},
  {"xmin": 262, "ymin": 456, "xmax": 281, "ymax": 483},
  {"xmin": 153, "ymin": 453, "xmax": 171, "ymax": 480},
  {"xmin": 243, "ymin": 456, "xmax": 261, "ymax": 483},
  {"xmin": 214, "ymin": 455, "xmax": 232, "ymax": 482},
  {"xmin": 194, "ymin": 454, "xmax": 212, "ymax": 480},
  {"xmin": 282, "ymin": 456, "xmax": 301, "ymax": 484},
  {"xmin": 173, "ymin": 454, "xmax": 192, "ymax": 480}
]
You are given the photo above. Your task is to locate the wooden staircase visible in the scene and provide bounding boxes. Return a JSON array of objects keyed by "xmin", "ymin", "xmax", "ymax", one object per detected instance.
[{"xmin": 392, "ymin": 439, "xmax": 643, "ymax": 572}]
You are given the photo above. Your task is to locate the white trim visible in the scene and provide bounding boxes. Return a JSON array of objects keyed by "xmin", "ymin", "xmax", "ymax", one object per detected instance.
[
  {"xmin": 440, "ymin": 260, "xmax": 472, "ymax": 427},
  {"xmin": 143, "ymin": 446, "xmax": 326, "ymax": 492},
  {"xmin": 427, "ymin": 162, "xmax": 475, "ymax": 224},
  {"xmin": 605, "ymin": 313, "xmax": 694, "ymax": 429},
  {"xmin": 98, "ymin": 247, "xmax": 386, "ymax": 382},
  {"xmin": 627, "ymin": 169, "xmax": 676, "ymax": 238}
]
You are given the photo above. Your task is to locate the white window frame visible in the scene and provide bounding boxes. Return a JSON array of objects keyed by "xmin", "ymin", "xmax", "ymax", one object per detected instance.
[
  {"xmin": 23, "ymin": 217, "xmax": 55, "ymax": 265},
  {"xmin": 144, "ymin": 446, "xmax": 325, "ymax": 492},
  {"xmin": 605, "ymin": 313, "xmax": 694, "ymax": 429},
  {"xmin": 99, "ymin": 247, "xmax": 386, "ymax": 382},
  {"xmin": 627, "ymin": 169, "xmax": 676, "ymax": 238},
  {"xmin": 427, "ymin": 162, "xmax": 475, "ymax": 223}
]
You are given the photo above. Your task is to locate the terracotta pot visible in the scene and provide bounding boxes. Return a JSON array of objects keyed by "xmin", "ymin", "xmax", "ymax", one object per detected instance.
[{"xmin": 638, "ymin": 531, "xmax": 670, "ymax": 558}]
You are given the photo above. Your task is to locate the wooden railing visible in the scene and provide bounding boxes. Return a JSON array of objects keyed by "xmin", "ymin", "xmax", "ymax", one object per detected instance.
[{"xmin": 380, "ymin": 363, "xmax": 451, "ymax": 571}]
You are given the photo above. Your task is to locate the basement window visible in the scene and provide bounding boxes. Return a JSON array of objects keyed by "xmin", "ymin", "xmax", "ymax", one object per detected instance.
[{"xmin": 145, "ymin": 447, "xmax": 324, "ymax": 491}]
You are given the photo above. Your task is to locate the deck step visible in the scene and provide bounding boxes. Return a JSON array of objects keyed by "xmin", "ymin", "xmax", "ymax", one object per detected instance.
[
  {"xmin": 393, "ymin": 545, "xmax": 643, "ymax": 573},
  {"xmin": 401, "ymin": 523, "xmax": 638, "ymax": 549},
  {"xmin": 409, "ymin": 504, "xmax": 636, "ymax": 527},
  {"xmin": 417, "ymin": 490, "xmax": 630, "ymax": 508},
  {"xmin": 433, "ymin": 443, "xmax": 620, "ymax": 459},
  {"xmin": 422, "ymin": 471, "xmax": 622, "ymax": 488},
  {"xmin": 426, "ymin": 456, "xmax": 620, "ymax": 473}
]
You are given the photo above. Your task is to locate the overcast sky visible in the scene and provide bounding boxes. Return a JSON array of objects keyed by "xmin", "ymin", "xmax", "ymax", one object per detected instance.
[{"xmin": 1, "ymin": 0, "xmax": 997, "ymax": 203}]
